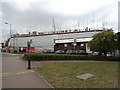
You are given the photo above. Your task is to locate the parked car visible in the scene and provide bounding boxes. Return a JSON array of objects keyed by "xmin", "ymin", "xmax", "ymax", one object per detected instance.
[
  {"xmin": 66, "ymin": 50, "xmax": 77, "ymax": 54},
  {"xmin": 76, "ymin": 50, "xmax": 88, "ymax": 55},
  {"xmin": 92, "ymin": 52, "xmax": 99, "ymax": 56},
  {"xmin": 55, "ymin": 50, "xmax": 66, "ymax": 54},
  {"xmin": 106, "ymin": 52, "xmax": 112, "ymax": 56},
  {"xmin": 43, "ymin": 49, "xmax": 54, "ymax": 53}
]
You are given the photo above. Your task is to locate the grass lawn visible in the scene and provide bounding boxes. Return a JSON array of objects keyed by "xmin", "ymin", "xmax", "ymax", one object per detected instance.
[{"xmin": 35, "ymin": 62, "xmax": 119, "ymax": 88}]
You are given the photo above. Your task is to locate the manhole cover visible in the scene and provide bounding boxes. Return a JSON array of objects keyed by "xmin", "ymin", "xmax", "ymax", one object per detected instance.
[{"xmin": 76, "ymin": 73, "xmax": 94, "ymax": 80}]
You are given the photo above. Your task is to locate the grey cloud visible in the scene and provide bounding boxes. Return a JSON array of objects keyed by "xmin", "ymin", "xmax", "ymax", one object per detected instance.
[
  {"xmin": 1, "ymin": 1, "xmax": 118, "ymax": 42},
  {"xmin": 2, "ymin": 1, "xmax": 116, "ymax": 26}
]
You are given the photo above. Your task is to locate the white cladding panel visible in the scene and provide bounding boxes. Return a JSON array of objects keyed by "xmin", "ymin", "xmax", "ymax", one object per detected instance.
[
  {"xmin": 55, "ymin": 39, "xmax": 74, "ymax": 43},
  {"xmin": 86, "ymin": 43, "xmax": 92, "ymax": 53},
  {"xmin": 55, "ymin": 38, "xmax": 92, "ymax": 43},
  {"xmin": 76, "ymin": 38, "xmax": 92, "ymax": 42}
]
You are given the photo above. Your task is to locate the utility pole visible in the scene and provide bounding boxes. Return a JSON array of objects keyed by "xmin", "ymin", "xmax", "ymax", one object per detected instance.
[
  {"xmin": 78, "ymin": 21, "xmax": 80, "ymax": 29},
  {"xmin": 102, "ymin": 19, "xmax": 105, "ymax": 29}
]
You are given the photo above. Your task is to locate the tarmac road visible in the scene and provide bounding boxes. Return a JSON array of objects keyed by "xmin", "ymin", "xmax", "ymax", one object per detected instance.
[{"xmin": 2, "ymin": 53, "xmax": 52, "ymax": 88}]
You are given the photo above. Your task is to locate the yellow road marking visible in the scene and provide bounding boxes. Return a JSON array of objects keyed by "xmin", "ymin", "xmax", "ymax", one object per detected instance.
[
  {"xmin": 16, "ymin": 72, "xmax": 25, "ymax": 74},
  {"xmin": 0, "ymin": 70, "xmax": 34, "ymax": 77},
  {"xmin": 0, "ymin": 72, "xmax": 12, "ymax": 77}
]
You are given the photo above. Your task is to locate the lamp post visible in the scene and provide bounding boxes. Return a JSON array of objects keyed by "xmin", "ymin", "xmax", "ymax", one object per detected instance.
[
  {"xmin": 5, "ymin": 22, "xmax": 13, "ymax": 52},
  {"xmin": 5, "ymin": 22, "xmax": 11, "ymax": 37}
]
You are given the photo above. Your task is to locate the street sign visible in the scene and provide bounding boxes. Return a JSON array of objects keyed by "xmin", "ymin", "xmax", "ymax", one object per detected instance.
[
  {"xmin": 27, "ymin": 42, "xmax": 31, "ymax": 50},
  {"xmin": 28, "ymin": 54, "xmax": 31, "ymax": 58}
]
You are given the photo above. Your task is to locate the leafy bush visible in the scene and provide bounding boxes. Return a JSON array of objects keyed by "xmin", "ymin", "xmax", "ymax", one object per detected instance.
[{"xmin": 24, "ymin": 53, "xmax": 120, "ymax": 61}]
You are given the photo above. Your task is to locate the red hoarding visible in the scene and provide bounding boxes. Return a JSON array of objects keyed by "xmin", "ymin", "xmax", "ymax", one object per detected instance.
[{"xmin": 18, "ymin": 47, "xmax": 35, "ymax": 53}]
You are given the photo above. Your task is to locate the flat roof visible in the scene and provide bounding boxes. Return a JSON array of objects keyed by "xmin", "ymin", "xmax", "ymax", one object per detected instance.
[{"xmin": 11, "ymin": 30, "xmax": 104, "ymax": 38}]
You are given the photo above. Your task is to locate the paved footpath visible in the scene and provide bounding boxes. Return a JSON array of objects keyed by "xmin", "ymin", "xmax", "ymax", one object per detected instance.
[{"xmin": 2, "ymin": 53, "xmax": 51, "ymax": 88}]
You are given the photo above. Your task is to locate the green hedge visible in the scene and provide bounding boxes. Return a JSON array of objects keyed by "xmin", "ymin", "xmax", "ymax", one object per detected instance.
[{"xmin": 24, "ymin": 53, "xmax": 120, "ymax": 61}]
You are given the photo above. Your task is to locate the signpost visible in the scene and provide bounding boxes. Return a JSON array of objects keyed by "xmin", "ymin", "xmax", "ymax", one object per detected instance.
[
  {"xmin": 27, "ymin": 39, "xmax": 32, "ymax": 69},
  {"xmin": 72, "ymin": 39, "xmax": 77, "ymax": 50}
]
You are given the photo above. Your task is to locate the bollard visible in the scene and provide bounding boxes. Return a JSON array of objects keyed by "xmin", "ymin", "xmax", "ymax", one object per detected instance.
[
  {"xmin": 27, "ymin": 54, "xmax": 31, "ymax": 69},
  {"xmin": 27, "ymin": 40, "xmax": 32, "ymax": 69}
]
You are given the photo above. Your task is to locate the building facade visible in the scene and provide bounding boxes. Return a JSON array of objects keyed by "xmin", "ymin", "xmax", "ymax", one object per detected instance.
[
  {"xmin": 54, "ymin": 37, "xmax": 92, "ymax": 53},
  {"xmin": 8, "ymin": 30, "xmax": 104, "ymax": 53}
]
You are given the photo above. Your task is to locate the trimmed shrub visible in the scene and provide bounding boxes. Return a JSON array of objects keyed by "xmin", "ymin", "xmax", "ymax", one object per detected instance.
[{"xmin": 24, "ymin": 53, "xmax": 120, "ymax": 61}]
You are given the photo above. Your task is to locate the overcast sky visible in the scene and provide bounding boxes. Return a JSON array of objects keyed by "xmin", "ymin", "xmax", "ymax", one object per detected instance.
[{"xmin": 0, "ymin": 0, "xmax": 119, "ymax": 42}]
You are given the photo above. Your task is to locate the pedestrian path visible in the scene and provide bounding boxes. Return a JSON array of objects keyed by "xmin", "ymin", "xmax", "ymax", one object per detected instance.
[
  {"xmin": 2, "ymin": 53, "xmax": 52, "ymax": 88},
  {"xmin": 0, "ymin": 70, "xmax": 34, "ymax": 77}
]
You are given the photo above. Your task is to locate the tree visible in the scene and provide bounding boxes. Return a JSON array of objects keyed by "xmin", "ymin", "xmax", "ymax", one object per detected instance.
[
  {"xmin": 88, "ymin": 31, "xmax": 118, "ymax": 56},
  {"xmin": 116, "ymin": 32, "xmax": 120, "ymax": 50}
]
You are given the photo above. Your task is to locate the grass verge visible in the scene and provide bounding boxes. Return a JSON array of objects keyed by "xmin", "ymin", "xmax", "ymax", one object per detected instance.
[
  {"xmin": 35, "ymin": 62, "xmax": 118, "ymax": 88},
  {"xmin": 10, "ymin": 52, "xmax": 25, "ymax": 54}
]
